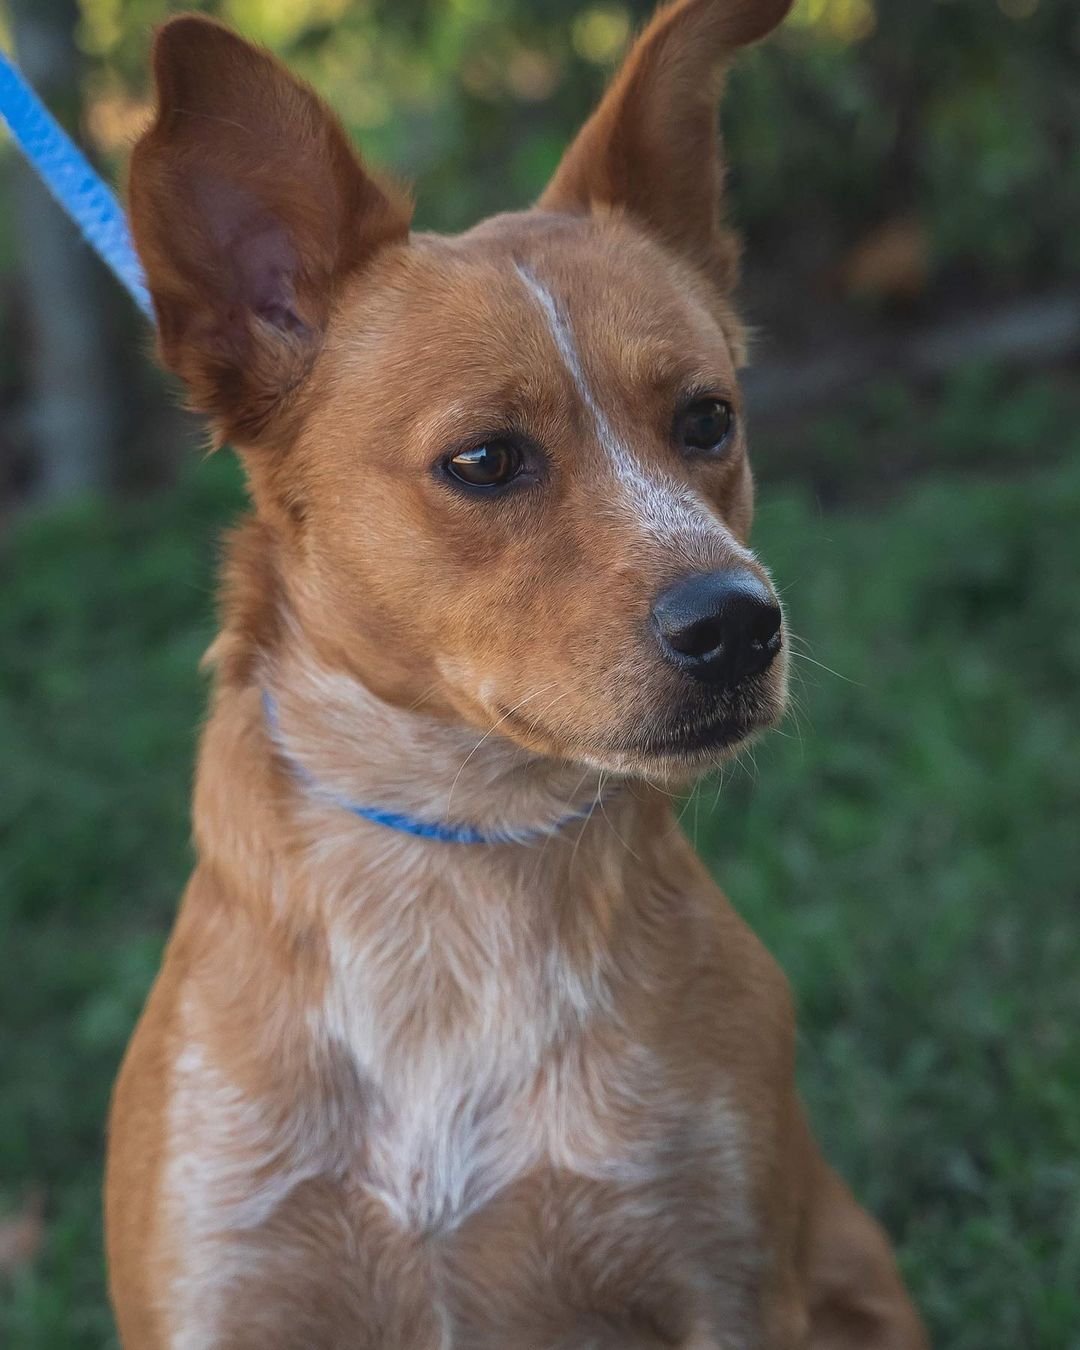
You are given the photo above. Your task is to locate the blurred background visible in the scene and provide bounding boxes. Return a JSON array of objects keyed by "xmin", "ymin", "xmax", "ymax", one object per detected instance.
[{"xmin": 1, "ymin": 0, "xmax": 1078, "ymax": 1344}]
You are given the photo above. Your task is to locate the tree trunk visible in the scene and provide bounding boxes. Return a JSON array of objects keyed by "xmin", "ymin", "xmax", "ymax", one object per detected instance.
[{"xmin": 9, "ymin": 0, "xmax": 122, "ymax": 501}]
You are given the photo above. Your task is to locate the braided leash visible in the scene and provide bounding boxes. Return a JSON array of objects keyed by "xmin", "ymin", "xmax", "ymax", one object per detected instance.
[{"xmin": 0, "ymin": 49, "xmax": 153, "ymax": 319}]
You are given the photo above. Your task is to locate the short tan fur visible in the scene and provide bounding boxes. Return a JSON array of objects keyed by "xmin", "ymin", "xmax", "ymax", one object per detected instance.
[{"xmin": 106, "ymin": 5, "xmax": 928, "ymax": 1346}]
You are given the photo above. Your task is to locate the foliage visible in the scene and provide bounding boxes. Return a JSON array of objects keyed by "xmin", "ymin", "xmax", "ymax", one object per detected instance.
[
  {"xmin": 758, "ymin": 365, "xmax": 1080, "ymax": 504},
  {"xmin": 2, "ymin": 372, "xmax": 1079, "ymax": 1346},
  {"xmin": 48, "ymin": 0, "xmax": 1080, "ymax": 292}
]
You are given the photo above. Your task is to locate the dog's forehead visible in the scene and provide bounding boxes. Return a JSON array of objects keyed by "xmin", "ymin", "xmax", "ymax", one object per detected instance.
[{"xmin": 330, "ymin": 212, "xmax": 735, "ymax": 394}]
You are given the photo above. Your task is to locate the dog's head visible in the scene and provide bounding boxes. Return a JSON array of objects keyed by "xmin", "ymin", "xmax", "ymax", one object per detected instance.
[{"xmin": 130, "ymin": 0, "xmax": 793, "ymax": 780}]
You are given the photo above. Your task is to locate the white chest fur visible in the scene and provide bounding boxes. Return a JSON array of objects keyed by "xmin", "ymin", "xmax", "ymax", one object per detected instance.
[
  {"xmin": 162, "ymin": 788, "xmax": 758, "ymax": 1345},
  {"xmin": 316, "ymin": 885, "xmax": 693, "ymax": 1234}
]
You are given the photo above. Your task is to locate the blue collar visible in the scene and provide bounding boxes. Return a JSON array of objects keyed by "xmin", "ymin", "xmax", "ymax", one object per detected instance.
[{"xmin": 262, "ymin": 691, "xmax": 598, "ymax": 846}]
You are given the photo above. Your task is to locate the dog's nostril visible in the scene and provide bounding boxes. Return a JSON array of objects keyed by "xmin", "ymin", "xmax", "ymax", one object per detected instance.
[
  {"xmin": 667, "ymin": 614, "xmax": 727, "ymax": 661},
  {"xmin": 651, "ymin": 568, "xmax": 781, "ymax": 687}
]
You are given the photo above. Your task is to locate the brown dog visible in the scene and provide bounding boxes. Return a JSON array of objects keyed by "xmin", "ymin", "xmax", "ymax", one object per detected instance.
[{"xmin": 105, "ymin": 3, "xmax": 928, "ymax": 1346}]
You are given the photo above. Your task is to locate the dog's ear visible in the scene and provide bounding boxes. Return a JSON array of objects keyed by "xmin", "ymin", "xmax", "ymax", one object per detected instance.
[
  {"xmin": 129, "ymin": 15, "xmax": 411, "ymax": 445},
  {"xmin": 539, "ymin": 0, "xmax": 792, "ymax": 292}
]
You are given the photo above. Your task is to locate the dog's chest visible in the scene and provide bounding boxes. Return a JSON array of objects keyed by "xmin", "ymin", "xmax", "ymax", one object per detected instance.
[
  {"xmin": 354, "ymin": 1028, "xmax": 674, "ymax": 1234},
  {"xmin": 163, "ymin": 865, "xmax": 765, "ymax": 1344},
  {"xmin": 307, "ymin": 881, "xmax": 684, "ymax": 1233},
  {"xmin": 319, "ymin": 962, "xmax": 683, "ymax": 1234},
  {"xmin": 166, "ymin": 1018, "xmax": 759, "ymax": 1349},
  {"xmin": 161, "ymin": 918, "xmax": 777, "ymax": 1350}
]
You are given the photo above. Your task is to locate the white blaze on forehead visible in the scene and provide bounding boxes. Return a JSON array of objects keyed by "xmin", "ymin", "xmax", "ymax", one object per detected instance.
[{"xmin": 514, "ymin": 262, "xmax": 755, "ymax": 563}]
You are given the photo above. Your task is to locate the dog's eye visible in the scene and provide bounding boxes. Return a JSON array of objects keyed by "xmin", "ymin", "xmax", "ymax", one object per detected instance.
[
  {"xmin": 675, "ymin": 397, "xmax": 735, "ymax": 455},
  {"xmin": 446, "ymin": 441, "xmax": 522, "ymax": 489}
]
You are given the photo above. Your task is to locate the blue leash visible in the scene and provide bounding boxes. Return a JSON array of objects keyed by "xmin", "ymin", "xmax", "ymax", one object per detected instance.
[
  {"xmin": 0, "ymin": 49, "xmax": 153, "ymax": 318},
  {"xmin": 1, "ymin": 51, "xmax": 599, "ymax": 846}
]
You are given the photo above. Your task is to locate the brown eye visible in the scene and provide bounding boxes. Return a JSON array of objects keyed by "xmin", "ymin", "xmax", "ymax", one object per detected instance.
[
  {"xmin": 445, "ymin": 441, "xmax": 522, "ymax": 489},
  {"xmin": 675, "ymin": 397, "xmax": 735, "ymax": 455}
]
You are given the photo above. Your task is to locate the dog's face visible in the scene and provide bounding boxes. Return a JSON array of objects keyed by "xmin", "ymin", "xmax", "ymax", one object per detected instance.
[
  {"xmin": 294, "ymin": 219, "xmax": 786, "ymax": 777},
  {"xmin": 130, "ymin": 0, "xmax": 793, "ymax": 779}
]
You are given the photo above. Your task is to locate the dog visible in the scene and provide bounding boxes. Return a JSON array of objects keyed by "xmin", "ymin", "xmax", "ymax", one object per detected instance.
[{"xmin": 105, "ymin": 3, "xmax": 929, "ymax": 1346}]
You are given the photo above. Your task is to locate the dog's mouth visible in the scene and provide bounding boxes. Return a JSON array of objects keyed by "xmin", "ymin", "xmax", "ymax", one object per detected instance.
[
  {"xmin": 508, "ymin": 698, "xmax": 778, "ymax": 778},
  {"xmin": 609, "ymin": 698, "xmax": 776, "ymax": 771},
  {"xmin": 630, "ymin": 711, "xmax": 759, "ymax": 758},
  {"xmin": 487, "ymin": 666, "xmax": 786, "ymax": 777}
]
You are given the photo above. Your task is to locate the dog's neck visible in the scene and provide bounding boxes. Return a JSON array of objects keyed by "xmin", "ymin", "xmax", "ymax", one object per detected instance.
[
  {"xmin": 262, "ymin": 636, "xmax": 614, "ymax": 847},
  {"xmin": 190, "ymin": 604, "xmax": 698, "ymax": 1126},
  {"xmin": 196, "ymin": 604, "xmax": 674, "ymax": 926}
]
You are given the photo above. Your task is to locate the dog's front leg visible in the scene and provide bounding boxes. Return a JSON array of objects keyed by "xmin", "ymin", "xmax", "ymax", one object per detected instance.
[{"xmin": 801, "ymin": 1158, "xmax": 928, "ymax": 1350}]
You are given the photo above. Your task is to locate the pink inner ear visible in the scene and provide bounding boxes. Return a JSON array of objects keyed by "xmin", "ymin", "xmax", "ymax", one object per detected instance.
[{"xmin": 195, "ymin": 171, "xmax": 311, "ymax": 338}]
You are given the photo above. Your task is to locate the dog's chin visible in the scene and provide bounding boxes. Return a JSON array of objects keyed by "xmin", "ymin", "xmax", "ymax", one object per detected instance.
[{"xmin": 592, "ymin": 714, "xmax": 770, "ymax": 784}]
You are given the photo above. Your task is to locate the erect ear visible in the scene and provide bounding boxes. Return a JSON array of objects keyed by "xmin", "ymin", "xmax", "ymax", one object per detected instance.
[
  {"xmin": 129, "ymin": 15, "xmax": 411, "ymax": 445},
  {"xmin": 539, "ymin": 0, "xmax": 792, "ymax": 292}
]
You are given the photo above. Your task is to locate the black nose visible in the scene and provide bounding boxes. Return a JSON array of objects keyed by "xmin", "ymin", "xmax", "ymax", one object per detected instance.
[{"xmin": 651, "ymin": 569, "xmax": 782, "ymax": 686}]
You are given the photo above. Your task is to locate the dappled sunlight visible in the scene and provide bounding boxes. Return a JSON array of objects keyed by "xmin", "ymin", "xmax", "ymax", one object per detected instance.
[
  {"xmin": 222, "ymin": 0, "xmax": 353, "ymax": 49},
  {"xmin": 572, "ymin": 4, "xmax": 632, "ymax": 65},
  {"xmin": 84, "ymin": 82, "xmax": 151, "ymax": 153},
  {"xmin": 789, "ymin": 0, "xmax": 876, "ymax": 43}
]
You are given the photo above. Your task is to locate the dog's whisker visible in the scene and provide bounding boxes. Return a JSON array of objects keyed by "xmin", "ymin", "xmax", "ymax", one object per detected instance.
[
  {"xmin": 784, "ymin": 630, "xmax": 861, "ymax": 688},
  {"xmin": 674, "ymin": 789, "xmax": 698, "ymax": 830},
  {"xmin": 594, "ymin": 768, "xmax": 641, "ymax": 863},
  {"xmin": 788, "ymin": 649, "xmax": 862, "ymax": 687},
  {"xmin": 567, "ymin": 771, "xmax": 607, "ymax": 879},
  {"xmin": 638, "ymin": 773, "xmax": 682, "ymax": 803},
  {"xmin": 404, "ymin": 679, "xmax": 449, "ymax": 714},
  {"xmin": 531, "ymin": 762, "xmax": 594, "ymax": 877},
  {"xmin": 444, "ymin": 680, "xmax": 563, "ymax": 818}
]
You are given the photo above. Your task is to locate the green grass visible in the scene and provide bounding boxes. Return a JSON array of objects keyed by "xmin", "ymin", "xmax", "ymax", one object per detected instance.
[{"xmin": 2, "ymin": 392, "xmax": 1079, "ymax": 1347}]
